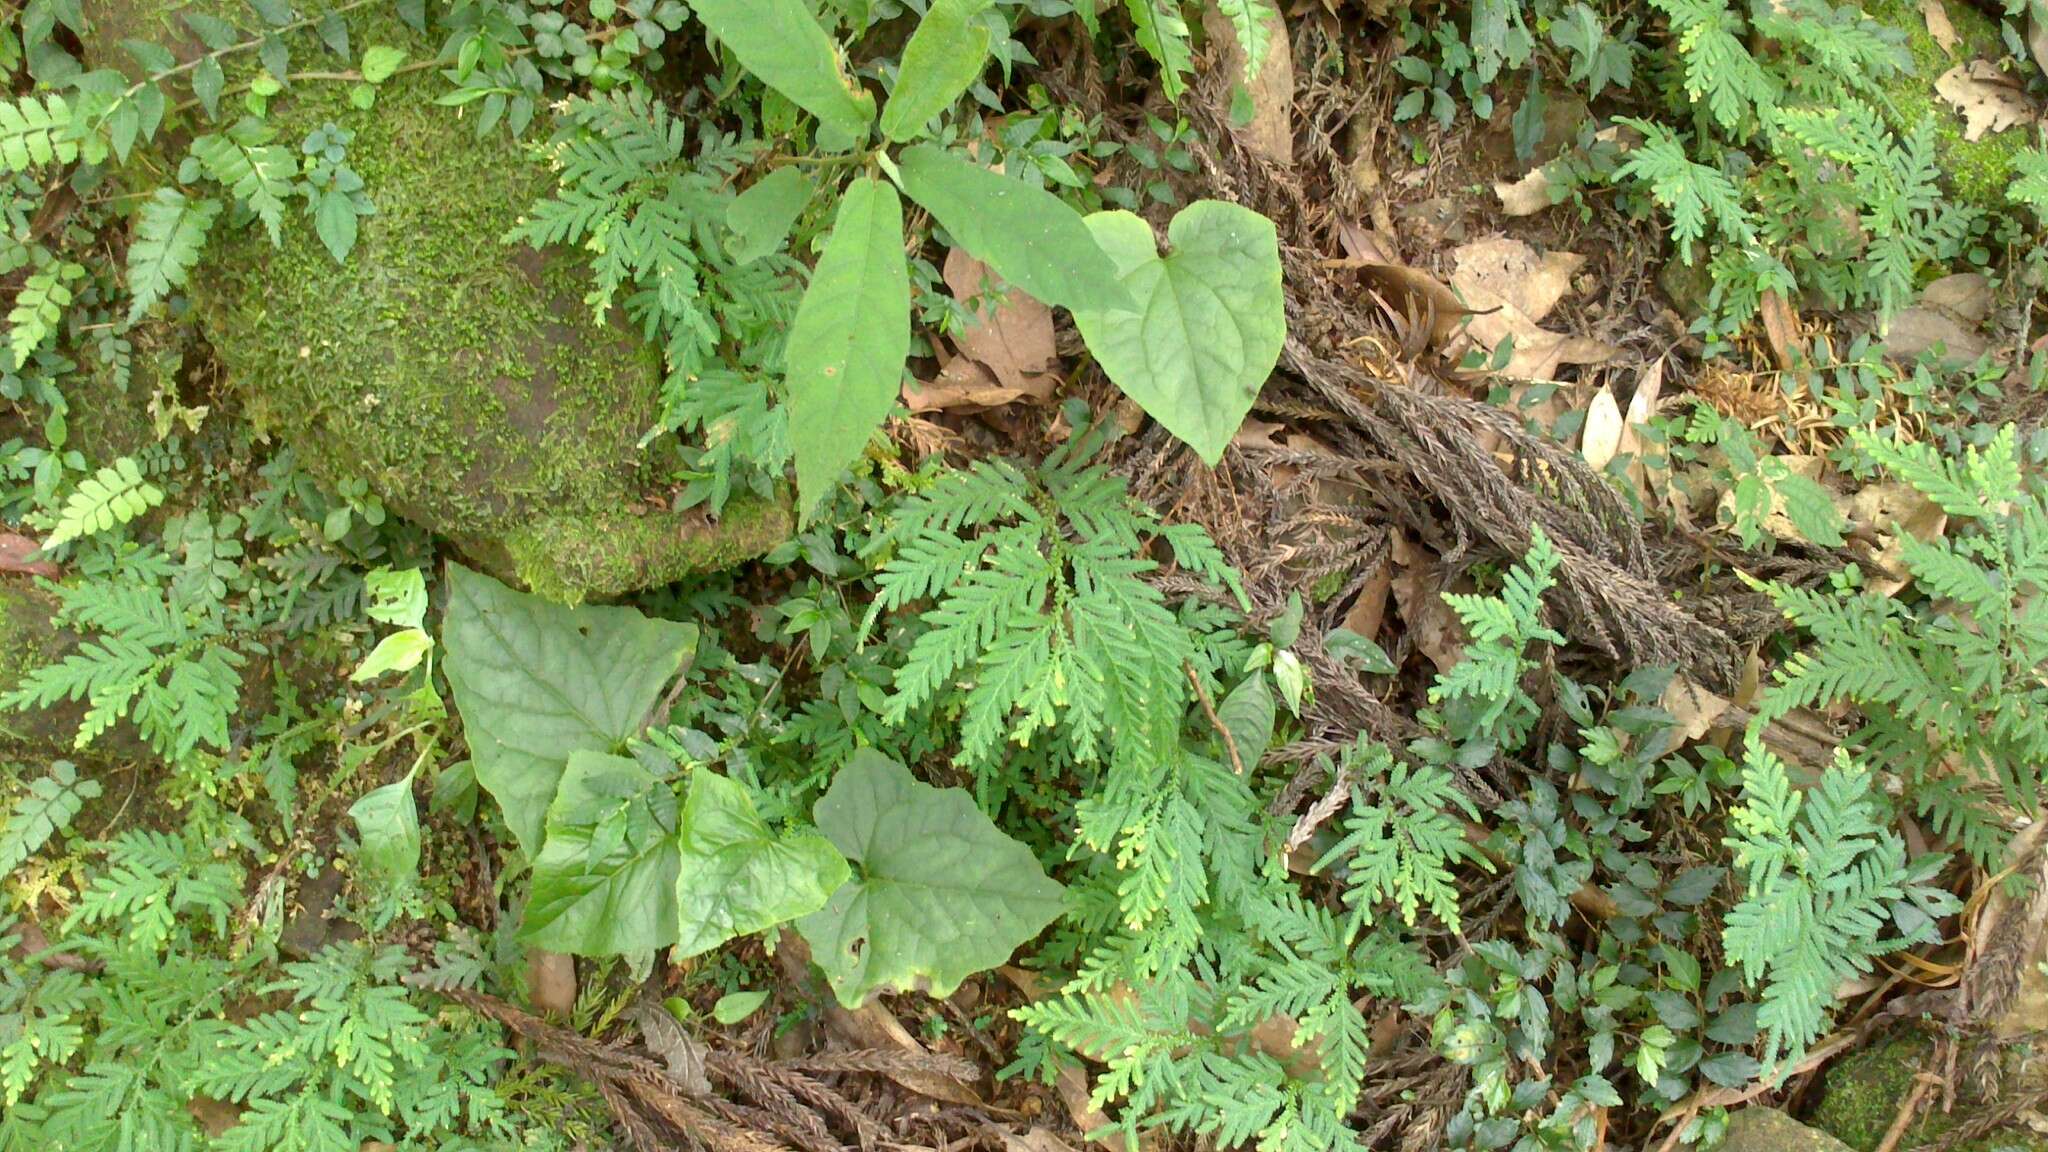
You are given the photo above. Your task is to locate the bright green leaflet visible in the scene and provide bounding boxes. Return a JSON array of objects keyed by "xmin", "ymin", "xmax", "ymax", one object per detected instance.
[
  {"xmin": 523, "ymin": 751, "xmax": 681, "ymax": 956},
  {"xmin": 687, "ymin": 0, "xmax": 875, "ymax": 151},
  {"xmin": 897, "ymin": 144, "xmax": 1134, "ymax": 316},
  {"xmin": 726, "ymin": 167, "xmax": 813, "ymax": 264},
  {"xmin": 796, "ymin": 751, "xmax": 1065, "ymax": 1006},
  {"xmin": 786, "ymin": 176, "xmax": 909, "ymax": 522},
  {"xmin": 1072, "ymin": 201, "xmax": 1284, "ymax": 464},
  {"xmin": 440, "ymin": 564, "xmax": 698, "ymax": 854},
  {"xmin": 347, "ymin": 769, "xmax": 420, "ymax": 885},
  {"xmin": 880, "ymin": 0, "xmax": 994, "ymax": 142},
  {"xmin": 673, "ymin": 771, "xmax": 848, "ymax": 958}
]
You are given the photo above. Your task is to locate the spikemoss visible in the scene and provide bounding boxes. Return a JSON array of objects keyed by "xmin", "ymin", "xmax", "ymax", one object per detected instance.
[{"xmin": 84, "ymin": 0, "xmax": 790, "ymax": 600}]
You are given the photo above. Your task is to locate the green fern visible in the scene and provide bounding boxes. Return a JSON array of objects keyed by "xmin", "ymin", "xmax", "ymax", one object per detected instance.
[
  {"xmin": 1613, "ymin": 120, "xmax": 1757, "ymax": 263},
  {"xmin": 2010, "ymin": 146, "xmax": 2048, "ymax": 220},
  {"xmin": 1123, "ymin": 0, "xmax": 1194, "ymax": 101},
  {"xmin": 0, "ymin": 762, "xmax": 99, "ymax": 874},
  {"xmin": 1646, "ymin": 0, "xmax": 1777, "ymax": 131},
  {"xmin": 0, "ymin": 95, "xmax": 79, "ymax": 173},
  {"xmin": 186, "ymin": 119, "xmax": 297, "ymax": 246},
  {"xmin": 1721, "ymin": 739, "xmax": 1956, "ymax": 1074},
  {"xmin": 7, "ymin": 262, "xmax": 81, "ymax": 366},
  {"xmin": 43, "ymin": 457, "xmax": 166, "ymax": 550},
  {"xmin": 1758, "ymin": 425, "xmax": 2048, "ymax": 870},
  {"xmin": 124, "ymin": 189, "xmax": 221, "ymax": 323},
  {"xmin": 1429, "ymin": 524, "xmax": 1564, "ymax": 751},
  {"xmin": 1313, "ymin": 737, "xmax": 1491, "ymax": 933},
  {"xmin": 1212, "ymin": 0, "xmax": 1278, "ymax": 82},
  {"xmin": 1, "ymin": 573, "xmax": 244, "ymax": 759}
]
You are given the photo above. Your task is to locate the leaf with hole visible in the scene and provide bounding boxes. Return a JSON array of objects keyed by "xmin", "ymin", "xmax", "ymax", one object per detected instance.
[{"xmin": 796, "ymin": 751, "xmax": 1065, "ymax": 1006}]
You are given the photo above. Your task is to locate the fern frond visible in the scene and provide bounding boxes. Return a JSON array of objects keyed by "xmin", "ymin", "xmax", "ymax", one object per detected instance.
[
  {"xmin": 45, "ymin": 458, "xmax": 165, "ymax": 550},
  {"xmin": 0, "ymin": 94, "xmax": 79, "ymax": 173},
  {"xmin": 125, "ymin": 188, "xmax": 220, "ymax": 323}
]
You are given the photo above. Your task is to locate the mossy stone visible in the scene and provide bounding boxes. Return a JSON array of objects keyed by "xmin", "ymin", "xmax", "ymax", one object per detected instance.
[
  {"xmin": 1869, "ymin": 0, "xmax": 2033, "ymax": 212},
  {"xmin": 1812, "ymin": 1032, "xmax": 2048, "ymax": 1152},
  {"xmin": 1721, "ymin": 1108, "xmax": 1855, "ymax": 1152},
  {"xmin": 83, "ymin": 0, "xmax": 790, "ymax": 602}
]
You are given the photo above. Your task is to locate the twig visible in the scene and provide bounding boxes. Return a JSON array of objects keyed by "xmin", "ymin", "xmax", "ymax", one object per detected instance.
[
  {"xmin": 1185, "ymin": 662, "xmax": 1245, "ymax": 775},
  {"xmin": 1650, "ymin": 1029, "xmax": 1861, "ymax": 1152},
  {"xmin": 1875, "ymin": 1070, "xmax": 1941, "ymax": 1152}
]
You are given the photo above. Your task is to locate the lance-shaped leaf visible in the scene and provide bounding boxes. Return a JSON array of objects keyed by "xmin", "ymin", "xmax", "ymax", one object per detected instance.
[
  {"xmin": 673, "ymin": 771, "xmax": 849, "ymax": 958},
  {"xmin": 787, "ymin": 177, "xmax": 909, "ymax": 522},
  {"xmin": 348, "ymin": 769, "xmax": 421, "ymax": 887},
  {"xmin": 897, "ymin": 144, "xmax": 1133, "ymax": 316},
  {"xmin": 797, "ymin": 751, "xmax": 1065, "ymax": 1006},
  {"xmin": 726, "ymin": 167, "xmax": 813, "ymax": 264},
  {"xmin": 524, "ymin": 751, "xmax": 681, "ymax": 955},
  {"xmin": 688, "ymin": 0, "xmax": 874, "ymax": 150},
  {"xmin": 440, "ymin": 564, "xmax": 698, "ymax": 854},
  {"xmin": 1072, "ymin": 201, "xmax": 1284, "ymax": 464},
  {"xmin": 880, "ymin": 0, "xmax": 993, "ymax": 142}
]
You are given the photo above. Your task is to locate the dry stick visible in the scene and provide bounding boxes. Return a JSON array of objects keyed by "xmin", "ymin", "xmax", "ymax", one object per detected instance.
[
  {"xmin": 1875, "ymin": 1071, "xmax": 1943, "ymax": 1152},
  {"xmin": 1186, "ymin": 662, "xmax": 1246, "ymax": 775},
  {"xmin": 1650, "ymin": 1030, "xmax": 1862, "ymax": 1152}
]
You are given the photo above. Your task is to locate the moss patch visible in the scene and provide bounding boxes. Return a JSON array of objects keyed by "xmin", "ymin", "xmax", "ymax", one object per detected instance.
[
  {"xmin": 82, "ymin": 0, "xmax": 791, "ymax": 601},
  {"xmin": 1811, "ymin": 1032, "xmax": 2048, "ymax": 1152},
  {"xmin": 1868, "ymin": 0, "xmax": 2032, "ymax": 212}
]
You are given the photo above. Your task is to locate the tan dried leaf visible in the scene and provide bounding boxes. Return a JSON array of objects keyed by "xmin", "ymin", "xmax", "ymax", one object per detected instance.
[
  {"xmin": 1203, "ymin": 2, "xmax": 1293, "ymax": 166},
  {"xmin": 941, "ymin": 248, "xmax": 1057, "ymax": 394},
  {"xmin": 1619, "ymin": 358, "xmax": 1666, "ymax": 495},
  {"xmin": 1921, "ymin": 0, "xmax": 1959, "ymax": 54},
  {"xmin": 526, "ymin": 949, "xmax": 576, "ymax": 1016},
  {"xmin": 1935, "ymin": 60, "xmax": 2037, "ymax": 141},
  {"xmin": 1660, "ymin": 675, "xmax": 1731, "ymax": 745},
  {"xmin": 1581, "ymin": 385, "xmax": 1623, "ymax": 470},
  {"xmin": 1355, "ymin": 261, "xmax": 1474, "ymax": 347},
  {"xmin": 1493, "ymin": 166, "xmax": 1555, "ymax": 216},
  {"xmin": 1450, "ymin": 237, "xmax": 1616, "ymax": 379}
]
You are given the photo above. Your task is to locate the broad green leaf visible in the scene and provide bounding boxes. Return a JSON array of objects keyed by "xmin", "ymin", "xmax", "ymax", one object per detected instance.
[
  {"xmin": 1072, "ymin": 201, "xmax": 1284, "ymax": 464},
  {"xmin": 897, "ymin": 144, "xmax": 1133, "ymax": 316},
  {"xmin": 524, "ymin": 751, "xmax": 680, "ymax": 955},
  {"xmin": 712, "ymin": 989, "xmax": 770, "ymax": 1024},
  {"xmin": 351, "ymin": 628, "xmax": 433, "ymax": 682},
  {"xmin": 796, "ymin": 751, "xmax": 1065, "ymax": 1006},
  {"xmin": 673, "ymin": 770, "xmax": 848, "ymax": 958},
  {"xmin": 1774, "ymin": 471, "xmax": 1846, "ymax": 548},
  {"xmin": 360, "ymin": 45, "xmax": 406, "ymax": 83},
  {"xmin": 348, "ymin": 770, "xmax": 421, "ymax": 885},
  {"xmin": 726, "ymin": 166, "xmax": 812, "ymax": 264},
  {"xmin": 880, "ymin": 0, "xmax": 993, "ymax": 142},
  {"xmin": 1216, "ymin": 670, "xmax": 1275, "ymax": 766},
  {"xmin": 440, "ymin": 564, "xmax": 698, "ymax": 854},
  {"xmin": 786, "ymin": 176, "xmax": 909, "ymax": 522},
  {"xmin": 687, "ymin": 0, "xmax": 875, "ymax": 150},
  {"xmin": 313, "ymin": 187, "xmax": 361, "ymax": 264}
]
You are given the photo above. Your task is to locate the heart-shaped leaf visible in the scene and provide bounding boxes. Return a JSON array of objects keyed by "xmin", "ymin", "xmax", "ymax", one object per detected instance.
[
  {"xmin": 441, "ymin": 564, "xmax": 697, "ymax": 854},
  {"xmin": 673, "ymin": 771, "xmax": 848, "ymax": 958},
  {"xmin": 523, "ymin": 751, "xmax": 681, "ymax": 955},
  {"xmin": 1073, "ymin": 201, "xmax": 1284, "ymax": 464},
  {"xmin": 796, "ymin": 751, "xmax": 1065, "ymax": 1006}
]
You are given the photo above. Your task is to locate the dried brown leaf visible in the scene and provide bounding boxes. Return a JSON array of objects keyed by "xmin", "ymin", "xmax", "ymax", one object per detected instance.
[
  {"xmin": 1493, "ymin": 166, "xmax": 1555, "ymax": 216},
  {"xmin": 1580, "ymin": 385, "xmax": 1623, "ymax": 471},
  {"xmin": 527, "ymin": 949, "xmax": 576, "ymax": 1016},
  {"xmin": 1922, "ymin": 0, "xmax": 1960, "ymax": 54},
  {"xmin": 1935, "ymin": 60, "xmax": 2037, "ymax": 141},
  {"xmin": 1450, "ymin": 238, "xmax": 1615, "ymax": 379},
  {"xmin": 938, "ymin": 248, "xmax": 1057, "ymax": 396},
  {"xmin": 1203, "ymin": 2, "xmax": 1293, "ymax": 166},
  {"xmin": 1355, "ymin": 261, "xmax": 1475, "ymax": 348},
  {"xmin": 0, "ymin": 532, "xmax": 58, "ymax": 578}
]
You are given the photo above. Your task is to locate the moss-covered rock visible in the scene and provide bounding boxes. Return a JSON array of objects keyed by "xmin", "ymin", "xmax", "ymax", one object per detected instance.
[
  {"xmin": 1812, "ymin": 1031, "xmax": 2048, "ymax": 1152},
  {"xmin": 82, "ymin": 0, "xmax": 790, "ymax": 602},
  {"xmin": 1869, "ymin": 0, "xmax": 2033, "ymax": 213},
  {"xmin": 1722, "ymin": 1108, "xmax": 1855, "ymax": 1152}
]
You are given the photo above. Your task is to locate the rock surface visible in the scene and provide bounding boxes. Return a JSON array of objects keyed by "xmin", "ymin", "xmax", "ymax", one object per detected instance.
[
  {"xmin": 1721, "ymin": 1108, "xmax": 1856, "ymax": 1152},
  {"xmin": 84, "ymin": 0, "xmax": 790, "ymax": 601}
]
